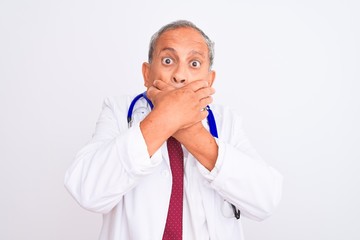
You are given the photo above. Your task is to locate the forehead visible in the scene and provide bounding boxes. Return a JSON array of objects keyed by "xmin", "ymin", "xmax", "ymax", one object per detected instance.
[{"xmin": 154, "ymin": 27, "xmax": 208, "ymax": 56}]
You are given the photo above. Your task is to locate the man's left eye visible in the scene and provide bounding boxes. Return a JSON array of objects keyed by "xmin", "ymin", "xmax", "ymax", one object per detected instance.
[{"xmin": 190, "ymin": 60, "xmax": 201, "ymax": 68}]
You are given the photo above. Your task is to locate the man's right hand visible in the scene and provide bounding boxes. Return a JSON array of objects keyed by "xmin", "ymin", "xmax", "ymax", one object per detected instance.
[
  {"xmin": 147, "ymin": 80, "xmax": 214, "ymax": 130},
  {"xmin": 140, "ymin": 79, "xmax": 214, "ymax": 156}
]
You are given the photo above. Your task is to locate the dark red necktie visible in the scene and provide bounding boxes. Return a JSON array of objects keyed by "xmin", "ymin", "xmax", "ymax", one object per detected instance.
[{"xmin": 162, "ymin": 137, "xmax": 184, "ymax": 240}]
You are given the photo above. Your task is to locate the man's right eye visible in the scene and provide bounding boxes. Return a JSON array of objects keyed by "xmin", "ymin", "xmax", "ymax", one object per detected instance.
[{"xmin": 162, "ymin": 58, "xmax": 173, "ymax": 65}]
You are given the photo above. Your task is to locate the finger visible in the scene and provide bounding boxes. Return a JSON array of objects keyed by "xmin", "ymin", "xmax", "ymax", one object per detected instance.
[
  {"xmin": 199, "ymin": 96, "xmax": 213, "ymax": 109},
  {"xmin": 186, "ymin": 80, "xmax": 209, "ymax": 92},
  {"xmin": 195, "ymin": 87, "xmax": 215, "ymax": 100},
  {"xmin": 199, "ymin": 109, "xmax": 209, "ymax": 120},
  {"xmin": 153, "ymin": 80, "xmax": 175, "ymax": 91}
]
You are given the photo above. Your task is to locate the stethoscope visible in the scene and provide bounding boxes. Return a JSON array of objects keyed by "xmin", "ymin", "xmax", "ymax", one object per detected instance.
[
  {"xmin": 127, "ymin": 91, "xmax": 240, "ymax": 219},
  {"xmin": 127, "ymin": 91, "xmax": 218, "ymax": 137}
]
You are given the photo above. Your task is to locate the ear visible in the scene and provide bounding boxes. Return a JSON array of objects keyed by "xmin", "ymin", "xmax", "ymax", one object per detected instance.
[
  {"xmin": 207, "ymin": 70, "xmax": 216, "ymax": 87},
  {"xmin": 142, "ymin": 62, "xmax": 152, "ymax": 88}
]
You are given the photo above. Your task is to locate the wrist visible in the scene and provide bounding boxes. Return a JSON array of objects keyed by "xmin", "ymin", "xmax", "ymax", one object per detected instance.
[
  {"xmin": 147, "ymin": 108, "xmax": 178, "ymax": 136},
  {"xmin": 173, "ymin": 122, "xmax": 205, "ymax": 142}
]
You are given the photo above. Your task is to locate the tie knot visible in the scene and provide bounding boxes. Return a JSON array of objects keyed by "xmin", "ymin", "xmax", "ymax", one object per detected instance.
[
  {"xmin": 167, "ymin": 137, "xmax": 183, "ymax": 157},
  {"xmin": 167, "ymin": 136, "xmax": 177, "ymax": 143}
]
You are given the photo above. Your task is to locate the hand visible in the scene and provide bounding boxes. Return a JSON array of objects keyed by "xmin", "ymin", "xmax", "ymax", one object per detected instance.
[
  {"xmin": 146, "ymin": 80, "xmax": 176, "ymax": 104},
  {"xmin": 147, "ymin": 80, "xmax": 215, "ymax": 131}
]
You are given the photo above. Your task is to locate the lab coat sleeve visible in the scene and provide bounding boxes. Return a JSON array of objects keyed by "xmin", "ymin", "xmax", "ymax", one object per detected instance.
[
  {"xmin": 64, "ymin": 97, "xmax": 162, "ymax": 214},
  {"xmin": 199, "ymin": 107, "xmax": 283, "ymax": 221}
]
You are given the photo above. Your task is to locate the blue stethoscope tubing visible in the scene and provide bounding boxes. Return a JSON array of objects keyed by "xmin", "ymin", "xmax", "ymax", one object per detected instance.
[{"xmin": 127, "ymin": 91, "xmax": 240, "ymax": 219}]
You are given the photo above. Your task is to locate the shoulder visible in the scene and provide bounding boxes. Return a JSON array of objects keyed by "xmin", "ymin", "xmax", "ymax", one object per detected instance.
[
  {"xmin": 209, "ymin": 103, "xmax": 246, "ymax": 141},
  {"xmin": 96, "ymin": 94, "xmax": 143, "ymax": 129},
  {"xmin": 210, "ymin": 103, "xmax": 244, "ymax": 124},
  {"xmin": 102, "ymin": 94, "xmax": 138, "ymax": 112}
]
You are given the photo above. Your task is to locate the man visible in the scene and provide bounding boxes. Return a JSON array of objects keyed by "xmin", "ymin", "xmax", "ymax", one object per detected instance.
[{"xmin": 64, "ymin": 20, "xmax": 283, "ymax": 240}]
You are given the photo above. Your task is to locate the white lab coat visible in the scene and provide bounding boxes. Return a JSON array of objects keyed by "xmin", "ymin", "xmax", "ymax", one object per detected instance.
[{"xmin": 64, "ymin": 95, "xmax": 283, "ymax": 240}]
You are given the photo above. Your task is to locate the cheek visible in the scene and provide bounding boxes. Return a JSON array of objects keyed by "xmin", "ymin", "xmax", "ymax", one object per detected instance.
[
  {"xmin": 188, "ymin": 70, "xmax": 211, "ymax": 82},
  {"xmin": 151, "ymin": 69, "xmax": 173, "ymax": 83}
]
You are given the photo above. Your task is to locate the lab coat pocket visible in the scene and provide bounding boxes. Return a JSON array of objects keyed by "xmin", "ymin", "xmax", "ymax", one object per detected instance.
[{"xmin": 221, "ymin": 200, "xmax": 235, "ymax": 218}]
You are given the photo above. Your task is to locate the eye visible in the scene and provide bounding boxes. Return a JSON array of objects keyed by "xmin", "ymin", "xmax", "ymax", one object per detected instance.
[
  {"xmin": 162, "ymin": 57, "xmax": 173, "ymax": 65},
  {"xmin": 190, "ymin": 60, "xmax": 201, "ymax": 68}
]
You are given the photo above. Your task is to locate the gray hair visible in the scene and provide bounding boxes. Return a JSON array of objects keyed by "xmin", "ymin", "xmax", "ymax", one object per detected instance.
[{"xmin": 148, "ymin": 20, "xmax": 215, "ymax": 69}]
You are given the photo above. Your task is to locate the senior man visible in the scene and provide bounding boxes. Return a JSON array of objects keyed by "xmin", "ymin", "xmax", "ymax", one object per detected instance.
[{"xmin": 65, "ymin": 20, "xmax": 283, "ymax": 240}]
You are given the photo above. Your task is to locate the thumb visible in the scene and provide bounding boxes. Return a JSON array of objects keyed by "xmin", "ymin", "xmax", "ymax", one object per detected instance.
[{"xmin": 146, "ymin": 85, "xmax": 161, "ymax": 102}]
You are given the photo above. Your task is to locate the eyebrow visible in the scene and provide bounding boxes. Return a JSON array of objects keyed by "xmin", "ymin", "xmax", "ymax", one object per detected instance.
[
  {"xmin": 159, "ymin": 47, "xmax": 176, "ymax": 55},
  {"xmin": 158, "ymin": 48, "xmax": 205, "ymax": 58},
  {"xmin": 189, "ymin": 50, "xmax": 205, "ymax": 58}
]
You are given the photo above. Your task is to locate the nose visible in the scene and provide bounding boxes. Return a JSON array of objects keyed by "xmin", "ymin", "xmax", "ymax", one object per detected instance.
[
  {"xmin": 172, "ymin": 76, "xmax": 186, "ymax": 84},
  {"xmin": 171, "ymin": 65, "xmax": 188, "ymax": 86}
]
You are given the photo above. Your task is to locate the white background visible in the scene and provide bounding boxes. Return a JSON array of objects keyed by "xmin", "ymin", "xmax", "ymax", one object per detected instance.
[{"xmin": 1, "ymin": 0, "xmax": 359, "ymax": 239}]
